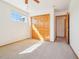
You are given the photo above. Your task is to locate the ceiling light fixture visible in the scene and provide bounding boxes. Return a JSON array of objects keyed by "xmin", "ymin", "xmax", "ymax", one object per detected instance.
[
  {"xmin": 34, "ymin": 0, "xmax": 40, "ymax": 3},
  {"xmin": 25, "ymin": 0, "xmax": 28, "ymax": 4},
  {"xmin": 25, "ymin": 0, "xmax": 40, "ymax": 4}
]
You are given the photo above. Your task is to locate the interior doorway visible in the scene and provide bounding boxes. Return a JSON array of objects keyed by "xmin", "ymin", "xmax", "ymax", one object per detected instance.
[{"xmin": 55, "ymin": 15, "xmax": 69, "ymax": 43}]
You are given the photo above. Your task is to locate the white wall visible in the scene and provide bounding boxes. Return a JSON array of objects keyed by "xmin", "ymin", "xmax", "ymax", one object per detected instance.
[
  {"xmin": 69, "ymin": 0, "xmax": 79, "ymax": 57},
  {"xmin": 3, "ymin": 0, "xmax": 27, "ymax": 12},
  {"xmin": 0, "ymin": 0, "xmax": 31, "ymax": 46},
  {"xmin": 50, "ymin": 10, "xmax": 55, "ymax": 41}
]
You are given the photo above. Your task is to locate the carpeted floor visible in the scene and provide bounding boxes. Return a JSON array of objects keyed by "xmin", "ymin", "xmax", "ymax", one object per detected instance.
[{"xmin": 0, "ymin": 39, "xmax": 78, "ymax": 59}]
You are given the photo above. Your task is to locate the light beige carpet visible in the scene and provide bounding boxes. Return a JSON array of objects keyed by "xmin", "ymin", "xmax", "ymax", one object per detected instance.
[{"xmin": 0, "ymin": 39, "xmax": 78, "ymax": 59}]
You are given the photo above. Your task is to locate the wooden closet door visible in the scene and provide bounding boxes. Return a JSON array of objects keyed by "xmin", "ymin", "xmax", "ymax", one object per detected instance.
[{"xmin": 32, "ymin": 14, "xmax": 50, "ymax": 41}]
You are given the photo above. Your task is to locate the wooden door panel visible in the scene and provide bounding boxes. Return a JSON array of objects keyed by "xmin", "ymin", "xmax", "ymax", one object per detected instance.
[{"xmin": 32, "ymin": 14, "xmax": 50, "ymax": 41}]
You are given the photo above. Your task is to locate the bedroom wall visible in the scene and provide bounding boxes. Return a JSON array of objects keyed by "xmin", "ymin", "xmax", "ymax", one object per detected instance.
[
  {"xmin": 0, "ymin": 0, "xmax": 31, "ymax": 46},
  {"xmin": 69, "ymin": 0, "xmax": 79, "ymax": 57}
]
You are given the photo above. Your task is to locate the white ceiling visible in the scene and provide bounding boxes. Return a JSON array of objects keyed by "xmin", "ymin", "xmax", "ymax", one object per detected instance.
[
  {"xmin": 3, "ymin": 0, "xmax": 70, "ymax": 14},
  {"xmin": 3, "ymin": 0, "xmax": 26, "ymax": 11},
  {"xmin": 28, "ymin": 0, "xmax": 53, "ymax": 11},
  {"xmin": 53, "ymin": 0, "xmax": 70, "ymax": 12},
  {"xmin": 28, "ymin": 0, "xmax": 70, "ymax": 14}
]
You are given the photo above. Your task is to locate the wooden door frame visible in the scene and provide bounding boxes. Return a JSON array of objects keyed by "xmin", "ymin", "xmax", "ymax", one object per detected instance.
[
  {"xmin": 54, "ymin": 15, "xmax": 69, "ymax": 43},
  {"xmin": 56, "ymin": 15, "xmax": 66, "ymax": 38},
  {"xmin": 68, "ymin": 14, "xmax": 70, "ymax": 44}
]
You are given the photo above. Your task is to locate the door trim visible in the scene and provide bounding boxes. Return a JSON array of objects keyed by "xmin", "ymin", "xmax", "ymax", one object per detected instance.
[{"xmin": 54, "ymin": 15, "xmax": 69, "ymax": 43}]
